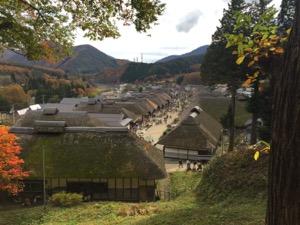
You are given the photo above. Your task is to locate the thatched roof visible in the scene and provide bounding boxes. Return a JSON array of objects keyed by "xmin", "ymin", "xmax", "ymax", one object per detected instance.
[
  {"xmin": 145, "ymin": 94, "xmax": 165, "ymax": 107},
  {"xmin": 34, "ymin": 120, "xmax": 67, "ymax": 133},
  {"xmin": 135, "ymin": 98, "xmax": 157, "ymax": 112},
  {"xmin": 154, "ymin": 92, "xmax": 171, "ymax": 103},
  {"xmin": 60, "ymin": 97, "xmax": 88, "ymax": 104},
  {"xmin": 10, "ymin": 127, "xmax": 167, "ymax": 180},
  {"xmin": 157, "ymin": 110, "xmax": 222, "ymax": 150},
  {"xmin": 116, "ymin": 102, "xmax": 148, "ymax": 117},
  {"xmin": 15, "ymin": 110, "xmax": 106, "ymax": 127},
  {"xmin": 41, "ymin": 103, "xmax": 75, "ymax": 112},
  {"xmin": 73, "ymin": 101, "xmax": 103, "ymax": 113},
  {"xmin": 88, "ymin": 113, "xmax": 124, "ymax": 127}
]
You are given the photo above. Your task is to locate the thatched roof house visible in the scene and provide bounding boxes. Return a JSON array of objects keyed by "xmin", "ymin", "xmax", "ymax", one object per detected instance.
[
  {"xmin": 11, "ymin": 127, "xmax": 166, "ymax": 180},
  {"xmin": 157, "ymin": 107, "xmax": 222, "ymax": 161},
  {"xmin": 16, "ymin": 108, "xmax": 106, "ymax": 127},
  {"xmin": 10, "ymin": 124, "xmax": 167, "ymax": 202}
]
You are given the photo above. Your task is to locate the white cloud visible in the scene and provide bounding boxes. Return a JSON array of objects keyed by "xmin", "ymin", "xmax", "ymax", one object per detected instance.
[{"xmin": 176, "ymin": 10, "xmax": 203, "ymax": 33}]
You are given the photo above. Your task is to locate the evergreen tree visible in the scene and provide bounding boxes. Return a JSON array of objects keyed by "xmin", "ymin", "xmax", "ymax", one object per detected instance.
[
  {"xmin": 201, "ymin": 0, "xmax": 250, "ymax": 152},
  {"xmin": 251, "ymin": 0, "xmax": 272, "ymax": 20},
  {"xmin": 246, "ymin": 0, "xmax": 273, "ymax": 144},
  {"xmin": 277, "ymin": 0, "xmax": 295, "ymax": 33}
]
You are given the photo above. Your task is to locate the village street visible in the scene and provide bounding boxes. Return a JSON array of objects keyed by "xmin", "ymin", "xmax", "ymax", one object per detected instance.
[{"xmin": 139, "ymin": 97, "xmax": 199, "ymax": 173}]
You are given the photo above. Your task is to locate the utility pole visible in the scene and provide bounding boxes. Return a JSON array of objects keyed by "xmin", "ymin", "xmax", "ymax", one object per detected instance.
[
  {"xmin": 11, "ymin": 104, "xmax": 15, "ymax": 126},
  {"xmin": 42, "ymin": 145, "xmax": 46, "ymax": 210}
]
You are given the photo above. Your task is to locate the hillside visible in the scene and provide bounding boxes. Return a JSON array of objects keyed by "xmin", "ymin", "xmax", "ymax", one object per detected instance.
[
  {"xmin": 1, "ymin": 45, "xmax": 205, "ymax": 84},
  {"xmin": 121, "ymin": 55, "xmax": 204, "ymax": 83},
  {"xmin": 1, "ymin": 45, "xmax": 127, "ymax": 75},
  {"xmin": 156, "ymin": 45, "xmax": 209, "ymax": 63},
  {"xmin": 0, "ymin": 149, "xmax": 268, "ymax": 224},
  {"xmin": 0, "ymin": 60, "xmax": 66, "ymax": 86}
]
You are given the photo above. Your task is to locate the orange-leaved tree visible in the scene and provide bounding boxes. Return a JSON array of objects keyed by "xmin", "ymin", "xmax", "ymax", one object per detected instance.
[{"xmin": 0, "ymin": 126, "xmax": 29, "ymax": 195}]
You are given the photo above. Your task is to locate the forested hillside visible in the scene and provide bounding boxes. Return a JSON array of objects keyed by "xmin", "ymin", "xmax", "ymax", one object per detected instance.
[
  {"xmin": 121, "ymin": 55, "xmax": 204, "ymax": 83},
  {"xmin": 0, "ymin": 61, "xmax": 66, "ymax": 86},
  {"xmin": 2, "ymin": 45, "xmax": 127, "ymax": 75},
  {"xmin": 1, "ymin": 44, "xmax": 205, "ymax": 84}
]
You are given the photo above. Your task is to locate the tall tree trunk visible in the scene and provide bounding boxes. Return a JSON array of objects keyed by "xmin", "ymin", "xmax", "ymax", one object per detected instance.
[
  {"xmin": 250, "ymin": 79, "xmax": 259, "ymax": 145},
  {"xmin": 267, "ymin": 1, "xmax": 300, "ymax": 224},
  {"xmin": 228, "ymin": 87, "xmax": 236, "ymax": 152}
]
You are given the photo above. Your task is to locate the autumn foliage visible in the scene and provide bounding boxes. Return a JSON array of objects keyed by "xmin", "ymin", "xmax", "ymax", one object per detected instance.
[{"xmin": 0, "ymin": 126, "xmax": 29, "ymax": 195}]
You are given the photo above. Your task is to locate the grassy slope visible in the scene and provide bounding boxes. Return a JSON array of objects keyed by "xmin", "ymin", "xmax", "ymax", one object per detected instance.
[
  {"xmin": 199, "ymin": 97, "xmax": 252, "ymax": 126},
  {"xmin": 0, "ymin": 149, "xmax": 268, "ymax": 225}
]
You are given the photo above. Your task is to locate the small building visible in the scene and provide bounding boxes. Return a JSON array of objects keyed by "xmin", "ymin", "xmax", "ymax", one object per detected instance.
[{"xmin": 157, "ymin": 107, "xmax": 222, "ymax": 162}]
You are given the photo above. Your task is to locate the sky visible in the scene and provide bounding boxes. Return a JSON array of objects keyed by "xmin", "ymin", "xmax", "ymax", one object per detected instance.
[{"xmin": 74, "ymin": 0, "xmax": 282, "ymax": 63}]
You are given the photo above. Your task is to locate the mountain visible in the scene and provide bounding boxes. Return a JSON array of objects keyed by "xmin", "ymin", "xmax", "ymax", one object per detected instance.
[
  {"xmin": 155, "ymin": 45, "xmax": 209, "ymax": 63},
  {"xmin": 1, "ymin": 45, "xmax": 127, "ymax": 75},
  {"xmin": 0, "ymin": 44, "xmax": 206, "ymax": 84},
  {"xmin": 120, "ymin": 54, "xmax": 204, "ymax": 83}
]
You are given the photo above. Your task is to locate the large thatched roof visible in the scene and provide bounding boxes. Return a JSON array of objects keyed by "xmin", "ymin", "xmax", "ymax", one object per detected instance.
[
  {"xmin": 9, "ymin": 127, "xmax": 167, "ymax": 180},
  {"xmin": 157, "ymin": 109, "xmax": 222, "ymax": 150},
  {"xmin": 73, "ymin": 100, "xmax": 103, "ymax": 113},
  {"xmin": 16, "ymin": 109, "xmax": 106, "ymax": 127}
]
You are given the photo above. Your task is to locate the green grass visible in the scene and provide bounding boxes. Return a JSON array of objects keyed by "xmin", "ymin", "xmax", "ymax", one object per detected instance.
[{"xmin": 0, "ymin": 150, "xmax": 268, "ymax": 225}]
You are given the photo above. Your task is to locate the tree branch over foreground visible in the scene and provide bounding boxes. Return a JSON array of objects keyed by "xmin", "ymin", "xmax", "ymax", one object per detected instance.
[{"xmin": 0, "ymin": 0, "xmax": 165, "ymax": 60}]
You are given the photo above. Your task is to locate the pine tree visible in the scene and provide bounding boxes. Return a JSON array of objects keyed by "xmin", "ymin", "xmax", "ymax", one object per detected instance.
[
  {"xmin": 201, "ymin": 0, "xmax": 250, "ymax": 152},
  {"xmin": 246, "ymin": 0, "xmax": 273, "ymax": 144},
  {"xmin": 277, "ymin": 0, "xmax": 295, "ymax": 33}
]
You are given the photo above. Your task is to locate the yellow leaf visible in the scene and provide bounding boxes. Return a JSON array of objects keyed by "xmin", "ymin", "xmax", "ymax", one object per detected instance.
[
  {"xmin": 280, "ymin": 37, "xmax": 287, "ymax": 43},
  {"xmin": 232, "ymin": 51, "xmax": 238, "ymax": 55},
  {"xmin": 243, "ymin": 78, "xmax": 252, "ymax": 87},
  {"xmin": 270, "ymin": 47, "xmax": 275, "ymax": 51},
  {"xmin": 253, "ymin": 71, "xmax": 259, "ymax": 78},
  {"xmin": 236, "ymin": 55, "xmax": 245, "ymax": 65},
  {"xmin": 286, "ymin": 28, "xmax": 291, "ymax": 35},
  {"xmin": 254, "ymin": 151, "xmax": 260, "ymax": 161},
  {"xmin": 254, "ymin": 56, "xmax": 259, "ymax": 61}
]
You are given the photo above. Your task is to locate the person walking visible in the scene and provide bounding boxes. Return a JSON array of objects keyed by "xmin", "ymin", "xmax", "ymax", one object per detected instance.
[
  {"xmin": 178, "ymin": 159, "xmax": 183, "ymax": 168},
  {"xmin": 186, "ymin": 160, "xmax": 191, "ymax": 171}
]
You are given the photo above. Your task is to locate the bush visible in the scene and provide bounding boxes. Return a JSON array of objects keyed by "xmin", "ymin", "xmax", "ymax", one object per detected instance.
[{"xmin": 50, "ymin": 192, "xmax": 83, "ymax": 207}]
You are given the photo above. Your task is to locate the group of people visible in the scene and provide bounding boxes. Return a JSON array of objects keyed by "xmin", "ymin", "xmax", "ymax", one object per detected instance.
[{"xmin": 178, "ymin": 159, "xmax": 203, "ymax": 171}]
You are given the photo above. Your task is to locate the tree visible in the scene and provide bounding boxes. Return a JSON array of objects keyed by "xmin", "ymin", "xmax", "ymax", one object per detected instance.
[
  {"xmin": 0, "ymin": 95, "xmax": 10, "ymax": 113},
  {"xmin": 0, "ymin": 126, "xmax": 29, "ymax": 195},
  {"xmin": 246, "ymin": 0, "xmax": 273, "ymax": 144},
  {"xmin": 277, "ymin": 0, "xmax": 295, "ymax": 34},
  {"xmin": 0, "ymin": 84, "xmax": 30, "ymax": 110},
  {"xmin": 266, "ymin": 0, "xmax": 300, "ymax": 223},
  {"xmin": 225, "ymin": 1, "xmax": 299, "ymax": 223},
  {"xmin": 201, "ymin": 0, "xmax": 250, "ymax": 152},
  {"xmin": 0, "ymin": 0, "xmax": 165, "ymax": 60},
  {"xmin": 225, "ymin": 6, "xmax": 287, "ymax": 145}
]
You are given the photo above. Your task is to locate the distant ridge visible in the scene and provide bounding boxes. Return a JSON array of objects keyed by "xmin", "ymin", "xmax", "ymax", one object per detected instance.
[
  {"xmin": 0, "ymin": 45, "xmax": 126, "ymax": 75},
  {"xmin": 156, "ymin": 45, "xmax": 209, "ymax": 63},
  {"xmin": 0, "ymin": 44, "xmax": 206, "ymax": 84}
]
